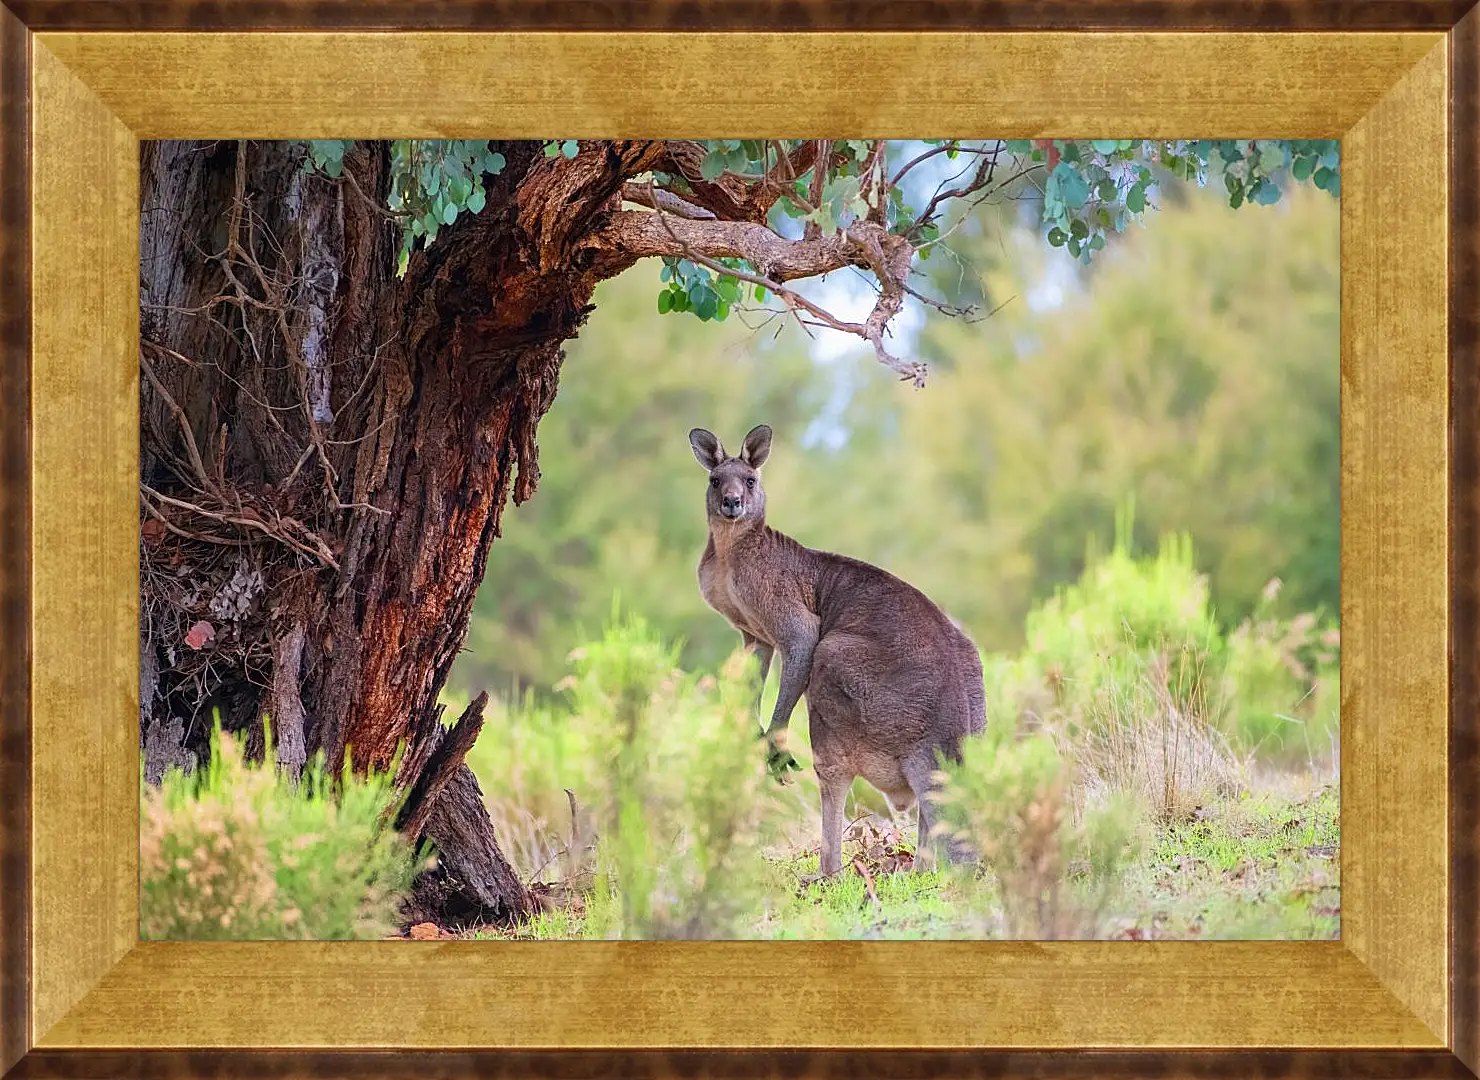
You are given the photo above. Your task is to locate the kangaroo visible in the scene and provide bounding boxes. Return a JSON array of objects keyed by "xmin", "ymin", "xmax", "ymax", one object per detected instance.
[{"xmin": 688, "ymin": 423, "xmax": 987, "ymax": 875}]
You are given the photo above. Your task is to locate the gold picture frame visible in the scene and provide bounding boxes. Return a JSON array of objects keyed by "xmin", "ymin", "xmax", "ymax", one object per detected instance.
[{"xmin": 1, "ymin": 3, "xmax": 1476, "ymax": 1076}]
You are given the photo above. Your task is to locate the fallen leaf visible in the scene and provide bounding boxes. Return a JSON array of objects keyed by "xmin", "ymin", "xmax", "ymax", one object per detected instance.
[
  {"xmin": 141, "ymin": 519, "xmax": 167, "ymax": 548},
  {"xmin": 408, "ymin": 922, "xmax": 443, "ymax": 940},
  {"xmin": 183, "ymin": 620, "xmax": 215, "ymax": 650}
]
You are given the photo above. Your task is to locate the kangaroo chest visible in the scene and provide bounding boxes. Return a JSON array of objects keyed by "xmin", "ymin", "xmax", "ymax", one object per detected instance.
[{"xmin": 698, "ymin": 549, "xmax": 767, "ymax": 641}]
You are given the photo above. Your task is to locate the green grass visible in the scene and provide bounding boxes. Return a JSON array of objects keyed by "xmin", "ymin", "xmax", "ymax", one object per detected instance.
[
  {"xmin": 470, "ymin": 782, "xmax": 1338, "ymax": 942},
  {"xmin": 1116, "ymin": 782, "xmax": 1340, "ymax": 940},
  {"xmin": 749, "ymin": 856, "xmax": 972, "ymax": 940}
]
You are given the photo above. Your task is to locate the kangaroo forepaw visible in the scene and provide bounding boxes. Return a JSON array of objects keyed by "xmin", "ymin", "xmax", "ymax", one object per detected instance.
[{"xmin": 765, "ymin": 746, "xmax": 802, "ymax": 785}]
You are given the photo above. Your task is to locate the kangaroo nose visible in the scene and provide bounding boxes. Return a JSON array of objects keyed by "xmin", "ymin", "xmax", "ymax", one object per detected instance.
[{"xmin": 722, "ymin": 495, "xmax": 742, "ymax": 515}]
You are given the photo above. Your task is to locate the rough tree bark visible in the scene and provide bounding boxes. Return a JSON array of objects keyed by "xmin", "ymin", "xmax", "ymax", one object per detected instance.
[
  {"xmin": 138, "ymin": 138, "xmax": 914, "ymax": 924},
  {"xmin": 140, "ymin": 139, "xmax": 658, "ymax": 920}
]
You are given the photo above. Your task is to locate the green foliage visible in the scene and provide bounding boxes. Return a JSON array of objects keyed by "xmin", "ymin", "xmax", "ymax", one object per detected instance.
[
  {"xmin": 932, "ymin": 718, "xmax": 1141, "ymax": 938},
  {"xmin": 657, "ymin": 255, "xmax": 749, "ymax": 321},
  {"xmin": 304, "ymin": 139, "xmax": 354, "ymax": 178},
  {"xmin": 982, "ymin": 524, "xmax": 1338, "ymax": 773},
  {"xmin": 465, "ymin": 611, "xmax": 789, "ymax": 938},
  {"xmin": 139, "ymin": 719, "xmax": 414, "ymax": 940},
  {"xmin": 1013, "ymin": 514, "xmax": 1222, "ymax": 730},
  {"xmin": 307, "ymin": 139, "xmax": 508, "ymax": 272},
  {"xmin": 1004, "ymin": 139, "xmax": 1339, "ymax": 265}
]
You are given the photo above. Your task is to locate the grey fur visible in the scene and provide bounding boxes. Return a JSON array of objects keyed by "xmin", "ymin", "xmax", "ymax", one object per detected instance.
[{"xmin": 688, "ymin": 424, "xmax": 987, "ymax": 875}]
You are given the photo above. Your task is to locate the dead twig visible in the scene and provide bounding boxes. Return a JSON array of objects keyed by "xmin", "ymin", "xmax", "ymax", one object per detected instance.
[
  {"xmin": 851, "ymin": 856, "xmax": 881, "ymax": 909},
  {"xmin": 140, "ymin": 345, "xmax": 222, "ymax": 500},
  {"xmin": 141, "ymin": 483, "xmax": 339, "ymax": 570}
]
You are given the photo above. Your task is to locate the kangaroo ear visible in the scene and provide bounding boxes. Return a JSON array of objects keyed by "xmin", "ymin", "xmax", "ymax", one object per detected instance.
[
  {"xmin": 688, "ymin": 428, "xmax": 726, "ymax": 471},
  {"xmin": 740, "ymin": 424, "xmax": 772, "ymax": 469}
]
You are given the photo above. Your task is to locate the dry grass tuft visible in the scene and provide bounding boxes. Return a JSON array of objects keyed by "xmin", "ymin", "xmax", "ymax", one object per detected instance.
[{"xmin": 1074, "ymin": 650, "xmax": 1245, "ymax": 825}]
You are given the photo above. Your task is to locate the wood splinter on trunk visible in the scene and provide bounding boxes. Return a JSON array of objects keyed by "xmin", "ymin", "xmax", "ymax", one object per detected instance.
[
  {"xmin": 394, "ymin": 692, "xmax": 533, "ymax": 921},
  {"xmin": 269, "ymin": 621, "xmax": 309, "ymax": 783}
]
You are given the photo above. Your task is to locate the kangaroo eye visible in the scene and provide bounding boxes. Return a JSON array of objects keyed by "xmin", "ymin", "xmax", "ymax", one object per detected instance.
[
  {"xmin": 709, "ymin": 477, "xmax": 719, "ymax": 488},
  {"xmin": 745, "ymin": 477, "xmax": 756, "ymax": 489}
]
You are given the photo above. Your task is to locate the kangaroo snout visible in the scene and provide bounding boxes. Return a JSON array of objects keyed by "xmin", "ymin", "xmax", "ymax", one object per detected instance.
[{"xmin": 720, "ymin": 494, "xmax": 743, "ymax": 517}]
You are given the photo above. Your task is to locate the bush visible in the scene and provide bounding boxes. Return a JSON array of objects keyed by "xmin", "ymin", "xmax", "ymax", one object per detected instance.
[
  {"xmin": 932, "ymin": 718, "xmax": 1140, "ymax": 939},
  {"xmin": 140, "ymin": 721, "xmax": 415, "ymax": 940},
  {"xmin": 989, "ymin": 516, "xmax": 1338, "ymax": 772},
  {"xmin": 468, "ymin": 610, "xmax": 790, "ymax": 939},
  {"xmin": 1221, "ymin": 577, "xmax": 1340, "ymax": 762},
  {"xmin": 1020, "ymin": 523, "xmax": 1222, "ymax": 726}
]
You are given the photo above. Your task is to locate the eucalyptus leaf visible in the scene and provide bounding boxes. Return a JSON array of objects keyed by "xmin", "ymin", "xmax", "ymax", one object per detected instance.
[
  {"xmin": 1251, "ymin": 178, "xmax": 1283, "ymax": 205},
  {"xmin": 700, "ymin": 152, "xmax": 726, "ymax": 182},
  {"xmin": 1049, "ymin": 162, "xmax": 1090, "ymax": 210}
]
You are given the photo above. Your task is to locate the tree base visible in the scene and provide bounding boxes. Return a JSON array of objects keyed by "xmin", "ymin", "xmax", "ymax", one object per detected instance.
[{"xmin": 418, "ymin": 764, "xmax": 533, "ymax": 922}]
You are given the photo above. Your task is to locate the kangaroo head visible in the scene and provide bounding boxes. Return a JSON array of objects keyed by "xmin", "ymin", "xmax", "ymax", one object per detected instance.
[{"xmin": 688, "ymin": 424, "xmax": 772, "ymax": 525}]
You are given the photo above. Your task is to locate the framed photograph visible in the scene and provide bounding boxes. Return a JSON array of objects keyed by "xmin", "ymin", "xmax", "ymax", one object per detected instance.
[{"xmin": 1, "ymin": 2, "xmax": 1476, "ymax": 1076}]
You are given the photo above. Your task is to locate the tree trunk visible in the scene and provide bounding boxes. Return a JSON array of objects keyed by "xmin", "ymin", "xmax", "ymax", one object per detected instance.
[{"xmin": 138, "ymin": 139, "xmax": 644, "ymax": 923}]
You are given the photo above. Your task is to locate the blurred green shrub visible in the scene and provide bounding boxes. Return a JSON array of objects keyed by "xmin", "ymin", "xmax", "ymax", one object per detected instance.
[
  {"xmin": 989, "ymin": 509, "xmax": 1337, "ymax": 771},
  {"xmin": 933, "ymin": 718, "xmax": 1141, "ymax": 939},
  {"xmin": 140, "ymin": 721, "xmax": 414, "ymax": 940},
  {"xmin": 467, "ymin": 609, "xmax": 790, "ymax": 939}
]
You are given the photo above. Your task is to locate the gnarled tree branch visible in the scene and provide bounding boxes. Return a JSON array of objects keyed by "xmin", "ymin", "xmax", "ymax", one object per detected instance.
[
  {"xmin": 587, "ymin": 209, "xmax": 863, "ymax": 282},
  {"xmin": 585, "ymin": 209, "xmax": 928, "ymax": 386},
  {"xmin": 619, "ymin": 183, "xmax": 716, "ymax": 220}
]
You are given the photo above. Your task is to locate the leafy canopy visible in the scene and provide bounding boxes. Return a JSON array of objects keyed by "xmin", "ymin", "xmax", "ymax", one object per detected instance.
[{"xmin": 306, "ymin": 138, "xmax": 1339, "ymax": 302}]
